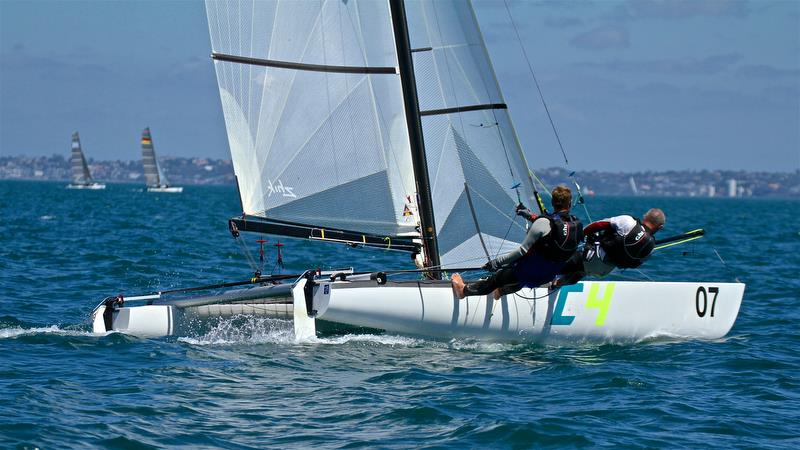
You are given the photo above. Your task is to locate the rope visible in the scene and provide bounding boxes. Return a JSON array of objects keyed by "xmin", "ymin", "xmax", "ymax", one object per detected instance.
[
  {"xmin": 713, "ymin": 248, "xmax": 742, "ymax": 283},
  {"xmin": 233, "ymin": 235, "xmax": 260, "ymax": 274},
  {"xmin": 511, "ymin": 287, "xmax": 557, "ymax": 301}
]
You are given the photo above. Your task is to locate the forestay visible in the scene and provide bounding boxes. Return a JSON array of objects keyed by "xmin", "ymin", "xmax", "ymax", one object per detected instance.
[
  {"xmin": 206, "ymin": 0, "xmax": 417, "ymax": 237},
  {"xmin": 405, "ymin": 0, "xmax": 536, "ymax": 267},
  {"xmin": 70, "ymin": 132, "xmax": 93, "ymax": 185}
]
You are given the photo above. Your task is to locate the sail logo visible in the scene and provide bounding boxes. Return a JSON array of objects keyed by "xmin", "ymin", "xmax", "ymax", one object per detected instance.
[
  {"xmin": 266, "ymin": 179, "xmax": 296, "ymax": 198},
  {"xmin": 551, "ymin": 282, "xmax": 616, "ymax": 326}
]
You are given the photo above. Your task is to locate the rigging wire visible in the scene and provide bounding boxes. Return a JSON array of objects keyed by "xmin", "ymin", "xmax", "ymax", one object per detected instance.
[
  {"xmin": 713, "ymin": 248, "xmax": 742, "ymax": 283},
  {"xmin": 501, "ymin": 0, "xmax": 592, "ymax": 222},
  {"xmin": 233, "ymin": 234, "xmax": 261, "ymax": 274}
]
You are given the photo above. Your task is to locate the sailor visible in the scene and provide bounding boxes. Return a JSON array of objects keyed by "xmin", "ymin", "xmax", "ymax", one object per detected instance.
[
  {"xmin": 554, "ymin": 208, "xmax": 666, "ymax": 286},
  {"xmin": 451, "ymin": 185, "xmax": 582, "ymax": 299}
]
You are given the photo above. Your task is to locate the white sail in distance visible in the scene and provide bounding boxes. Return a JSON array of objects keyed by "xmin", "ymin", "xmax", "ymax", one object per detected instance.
[
  {"xmin": 141, "ymin": 127, "xmax": 169, "ymax": 188},
  {"xmin": 70, "ymin": 132, "xmax": 94, "ymax": 185}
]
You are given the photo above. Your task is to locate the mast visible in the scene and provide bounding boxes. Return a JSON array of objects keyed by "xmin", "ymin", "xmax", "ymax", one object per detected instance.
[{"xmin": 388, "ymin": 0, "xmax": 441, "ymax": 276}]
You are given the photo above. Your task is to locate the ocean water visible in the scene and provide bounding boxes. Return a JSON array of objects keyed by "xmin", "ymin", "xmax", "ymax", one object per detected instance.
[{"xmin": 1, "ymin": 180, "xmax": 798, "ymax": 449}]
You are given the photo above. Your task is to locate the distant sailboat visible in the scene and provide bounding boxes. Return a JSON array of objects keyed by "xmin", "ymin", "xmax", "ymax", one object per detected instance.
[
  {"xmin": 141, "ymin": 127, "xmax": 183, "ymax": 193},
  {"xmin": 66, "ymin": 132, "xmax": 105, "ymax": 189}
]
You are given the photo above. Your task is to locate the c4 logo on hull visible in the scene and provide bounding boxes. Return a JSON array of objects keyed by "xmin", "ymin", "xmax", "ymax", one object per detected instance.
[{"xmin": 551, "ymin": 282, "xmax": 616, "ymax": 326}]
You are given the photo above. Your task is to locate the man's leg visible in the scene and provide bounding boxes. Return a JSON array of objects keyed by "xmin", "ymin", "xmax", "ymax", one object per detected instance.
[
  {"xmin": 452, "ymin": 268, "xmax": 519, "ymax": 299},
  {"xmin": 493, "ymin": 282, "xmax": 522, "ymax": 299}
]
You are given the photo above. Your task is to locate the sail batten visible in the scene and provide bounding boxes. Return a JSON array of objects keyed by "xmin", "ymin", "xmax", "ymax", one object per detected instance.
[
  {"xmin": 211, "ymin": 52, "xmax": 398, "ymax": 74},
  {"xmin": 420, "ymin": 102, "xmax": 506, "ymax": 116}
]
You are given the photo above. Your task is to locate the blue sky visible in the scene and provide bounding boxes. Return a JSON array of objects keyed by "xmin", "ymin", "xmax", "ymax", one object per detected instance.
[{"xmin": 1, "ymin": 0, "xmax": 797, "ymax": 171}]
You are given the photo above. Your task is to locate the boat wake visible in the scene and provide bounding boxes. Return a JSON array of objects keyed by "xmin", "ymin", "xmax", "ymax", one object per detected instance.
[
  {"xmin": 177, "ymin": 315, "xmax": 422, "ymax": 347},
  {"xmin": 0, "ymin": 325, "xmax": 96, "ymax": 339}
]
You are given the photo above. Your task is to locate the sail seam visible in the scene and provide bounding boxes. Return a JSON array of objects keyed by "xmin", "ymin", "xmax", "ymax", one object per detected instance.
[
  {"xmin": 212, "ymin": 52, "xmax": 398, "ymax": 75},
  {"xmin": 419, "ymin": 103, "xmax": 507, "ymax": 116}
]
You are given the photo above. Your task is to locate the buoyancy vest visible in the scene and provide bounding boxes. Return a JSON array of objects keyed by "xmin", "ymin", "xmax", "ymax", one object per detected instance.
[
  {"xmin": 599, "ymin": 216, "xmax": 655, "ymax": 269},
  {"xmin": 532, "ymin": 212, "xmax": 584, "ymax": 263}
]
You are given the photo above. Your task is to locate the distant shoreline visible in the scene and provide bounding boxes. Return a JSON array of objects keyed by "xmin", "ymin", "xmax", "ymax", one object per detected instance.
[{"xmin": 2, "ymin": 155, "xmax": 797, "ymax": 198}]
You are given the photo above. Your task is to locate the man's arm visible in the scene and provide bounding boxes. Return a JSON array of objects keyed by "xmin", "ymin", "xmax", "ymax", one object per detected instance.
[
  {"xmin": 584, "ymin": 220, "xmax": 612, "ymax": 236},
  {"xmin": 492, "ymin": 217, "xmax": 551, "ymax": 267}
]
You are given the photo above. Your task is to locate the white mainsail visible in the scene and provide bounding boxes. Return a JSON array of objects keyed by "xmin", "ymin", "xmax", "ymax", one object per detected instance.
[
  {"xmin": 70, "ymin": 132, "xmax": 94, "ymax": 185},
  {"xmin": 207, "ymin": 0, "xmax": 536, "ymax": 266},
  {"xmin": 207, "ymin": 0, "xmax": 416, "ymax": 237}
]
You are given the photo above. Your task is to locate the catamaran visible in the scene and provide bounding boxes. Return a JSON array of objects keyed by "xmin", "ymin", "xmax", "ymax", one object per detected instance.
[
  {"xmin": 141, "ymin": 127, "xmax": 183, "ymax": 193},
  {"xmin": 66, "ymin": 132, "xmax": 105, "ymax": 189},
  {"xmin": 91, "ymin": 0, "xmax": 744, "ymax": 343}
]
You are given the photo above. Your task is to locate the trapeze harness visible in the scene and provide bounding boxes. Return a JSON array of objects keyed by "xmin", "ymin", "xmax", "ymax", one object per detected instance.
[
  {"xmin": 513, "ymin": 212, "xmax": 583, "ymax": 287},
  {"xmin": 594, "ymin": 216, "xmax": 655, "ymax": 269}
]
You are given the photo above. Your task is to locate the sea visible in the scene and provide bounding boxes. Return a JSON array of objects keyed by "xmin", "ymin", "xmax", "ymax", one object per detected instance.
[{"xmin": 1, "ymin": 180, "xmax": 798, "ymax": 449}]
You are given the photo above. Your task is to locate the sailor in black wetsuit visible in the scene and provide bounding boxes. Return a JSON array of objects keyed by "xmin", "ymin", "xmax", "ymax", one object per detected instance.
[
  {"xmin": 555, "ymin": 208, "xmax": 666, "ymax": 287},
  {"xmin": 451, "ymin": 185, "xmax": 582, "ymax": 299}
]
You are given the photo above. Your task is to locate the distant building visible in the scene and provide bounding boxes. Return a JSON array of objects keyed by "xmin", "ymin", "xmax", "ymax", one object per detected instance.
[
  {"xmin": 728, "ymin": 179, "xmax": 737, "ymax": 197},
  {"xmin": 708, "ymin": 185, "xmax": 716, "ymax": 197}
]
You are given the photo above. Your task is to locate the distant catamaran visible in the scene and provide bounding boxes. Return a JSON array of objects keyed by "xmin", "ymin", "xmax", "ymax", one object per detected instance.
[
  {"xmin": 66, "ymin": 132, "xmax": 105, "ymax": 190},
  {"xmin": 141, "ymin": 127, "xmax": 183, "ymax": 193}
]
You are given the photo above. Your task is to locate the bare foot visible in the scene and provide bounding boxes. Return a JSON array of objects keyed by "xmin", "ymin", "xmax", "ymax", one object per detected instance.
[
  {"xmin": 451, "ymin": 273, "xmax": 466, "ymax": 299},
  {"xmin": 492, "ymin": 288, "xmax": 502, "ymax": 300}
]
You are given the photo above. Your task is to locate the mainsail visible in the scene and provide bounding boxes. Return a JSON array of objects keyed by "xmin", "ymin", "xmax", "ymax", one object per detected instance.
[
  {"xmin": 206, "ymin": 0, "xmax": 535, "ymax": 268},
  {"xmin": 70, "ymin": 132, "xmax": 94, "ymax": 185},
  {"xmin": 207, "ymin": 0, "xmax": 415, "ymax": 238},
  {"xmin": 141, "ymin": 127, "xmax": 167, "ymax": 187}
]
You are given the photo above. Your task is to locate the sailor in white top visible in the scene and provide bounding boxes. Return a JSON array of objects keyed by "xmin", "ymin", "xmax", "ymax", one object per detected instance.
[{"xmin": 556, "ymin": 208, "xmax": 665, "ymax": 286}]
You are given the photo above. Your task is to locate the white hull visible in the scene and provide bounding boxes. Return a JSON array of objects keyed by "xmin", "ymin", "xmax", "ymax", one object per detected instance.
[
  {"xmin": 146, "ymin": 186, "xmax": 183, "ymax": 193},
  {"xmin": 67, "ymin": 183, "xmax": 106, "ymax": 190},
  {"xmin": 92, "ymin": 278, "xmax": 744, "ymax": 344}
]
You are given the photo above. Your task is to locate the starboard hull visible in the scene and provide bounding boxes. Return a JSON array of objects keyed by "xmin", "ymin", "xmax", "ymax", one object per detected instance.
[{"xmin": 91, "ymin": 278, "xmax": 744, "ymax": 344}]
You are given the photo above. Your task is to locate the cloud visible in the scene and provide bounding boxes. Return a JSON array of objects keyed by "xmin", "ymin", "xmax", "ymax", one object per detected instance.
[
  {"xmin": 738, "ymin": 64, "xmax": 800, "ymax": 79},
  {"xmin": 577, "ymin": 53, "xmax": 742, "ymax": 74},
  {"xmin": 544, "ymin": 17, "xmax": 583, "ymax": 28},
  {"xmin": 613, "ymin": 0, "xmax": 751, "ymax": 20},
  {"xmin": 570, "ymin": 25, "xmax": 629, "ymax": 50},
  {"xmin": 1, "ymin": 46, "xmax": 110, "ymax": 80}
]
